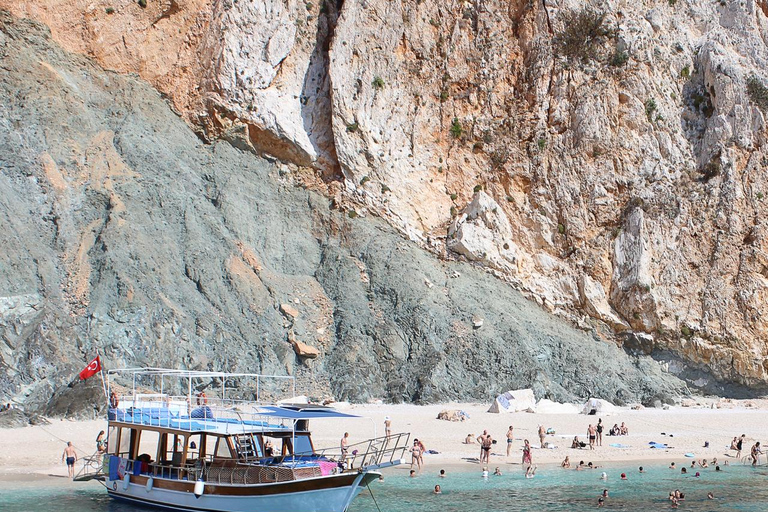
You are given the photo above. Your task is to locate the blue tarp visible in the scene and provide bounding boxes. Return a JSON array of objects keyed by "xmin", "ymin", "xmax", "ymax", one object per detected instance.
[{"xmin": 108, "ymin": 456, "xmax": 120, "ymax": 480}]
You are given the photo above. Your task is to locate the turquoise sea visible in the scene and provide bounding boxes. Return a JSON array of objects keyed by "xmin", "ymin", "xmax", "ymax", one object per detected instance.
[{"xmin": 2, "ymin": 463, "xmax": 767, "ymax": 511}]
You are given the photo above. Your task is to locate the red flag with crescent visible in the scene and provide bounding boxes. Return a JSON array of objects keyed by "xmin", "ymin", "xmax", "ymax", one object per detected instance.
[{"xmin": 79, "ymin": 356, "xmax": 102, "ymax": 380}]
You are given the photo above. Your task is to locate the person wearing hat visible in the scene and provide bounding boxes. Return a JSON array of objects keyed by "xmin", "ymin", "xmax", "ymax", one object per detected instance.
[{"xmin": 384, "ymin": 416, "xmax": 391, "ymax": 437}]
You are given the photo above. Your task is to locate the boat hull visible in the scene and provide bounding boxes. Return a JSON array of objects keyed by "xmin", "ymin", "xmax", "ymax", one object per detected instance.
[{"xmin": 105, "ymin": 471, "xmax": 378, "ymax": 512}]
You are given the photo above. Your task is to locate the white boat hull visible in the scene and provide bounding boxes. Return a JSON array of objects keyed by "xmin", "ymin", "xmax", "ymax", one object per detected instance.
[{"xmin": 105, "ymin": 472, "xmax": 375, "ymax": 512}]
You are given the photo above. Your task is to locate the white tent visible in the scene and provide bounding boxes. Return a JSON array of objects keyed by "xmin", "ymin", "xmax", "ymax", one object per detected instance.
[
  {"xmin": 487, "ymin": 389, "xmax": 536, "ymax": 413},
  {"xmin": 580, "ymin": 398, "xmax": 618, "ymax": 415},
  {"xmin": 535, "ymin": 399, "xmax": 580, "ymax": 414}
]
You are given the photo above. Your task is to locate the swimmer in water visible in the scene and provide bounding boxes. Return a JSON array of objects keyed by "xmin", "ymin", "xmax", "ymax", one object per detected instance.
[
  {"xmin": 639, "ymin": 466, "xmax": 645, "ymax": 473},
  {"xmin": 600, "ymin": 472, "xmax": 607, "ymax": 480},
  {"xmin": 493, "ymin": 467, "xmax": 502, "ymax": 476},
  {"xmin": 597, "ymin": 497, "xmax": 604, "ymax": 508},
  {"xmin": 482, "ymin": 468, "xmax": 489, "ymax": 479},
  {"xmin": 707, "ymin": 492, "xmax": 715, "ymax": 500},
  {"xmin": 433, "ymin": 485, "xmax": 441, "ymax": 494}
]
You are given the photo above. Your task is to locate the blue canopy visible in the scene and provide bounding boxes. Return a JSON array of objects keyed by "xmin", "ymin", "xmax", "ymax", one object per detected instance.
[{"xmin": 257, "ymin": 405, "xmax": 359, "ymax": 420}]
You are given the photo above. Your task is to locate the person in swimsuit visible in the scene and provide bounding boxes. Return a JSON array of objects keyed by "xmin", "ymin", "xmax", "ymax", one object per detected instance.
[
  {"xmin": 384, "ymin": 417, "xmax": 392, "ymax": 437},
  {"xmin": 410, "ymin": 440, "xmax": 423, "ymax": 470},
  {"xmin": 96, "ymin": 430, "xmax": 107, "ymax": 454},
  {"xmin": 751, "ymin": 441, "xmax": 762, "ymax": 466},
  {"xmin": 538, "ymin": 425, "xmax": 546, "ymax": 448},
  {"xmin": 522, "ymin": 439, "xmax": 532, "ymax": 465},
  {"xmin": 477, "ymin": 430, "xmax": 488, "ymax": 461},
  {"xmin": 506, "ymin": 425, "xmax": 514, "ymax": 456},
  {"xmin": 736, "ymin": 435, "xmax": 745, "ymax": 458},
  {"xmin": 480, "ymin": 434, "xmax": 493, "ymax": 464},
  {"xmin": 596, "ymin": 419, "xmax": 603, "ymax": 446},
  {"xmin": 62, "ymin": 442, "xmax": 78, "ymax": 479},
  {"xmin": 340, "ymin": 432, "xmax": 350, "ymax": 461},
  {"xmin": 416, "ymin": 438, "xmax": 426, "ymax": 467},
  {"xmin": 561, "ymin": 455, "xmax": 571, "ymax": 468},
  {"xmin": 588, "ymin": 424, "xmax": 597, "ymax": 450},
  {"xmin": 433, "ymin": 484, "xmax": 441, "ymax": 494}
]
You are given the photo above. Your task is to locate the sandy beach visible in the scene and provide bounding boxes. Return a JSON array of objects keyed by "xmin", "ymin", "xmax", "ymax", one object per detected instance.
[{"xmin": 2, "ymin": 398, "xmax": 767, "ymax": 483}]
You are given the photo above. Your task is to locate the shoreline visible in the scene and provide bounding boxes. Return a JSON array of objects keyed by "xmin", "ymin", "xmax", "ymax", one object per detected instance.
[{"xmin": 2, "ymin": 399, "xmax": 767, "ymax": 485}]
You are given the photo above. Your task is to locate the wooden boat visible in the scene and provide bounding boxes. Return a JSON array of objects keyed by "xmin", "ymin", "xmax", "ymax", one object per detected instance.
[{"xmin": 77, "ymin": 368, "xmax": 409, "ymax": 512}]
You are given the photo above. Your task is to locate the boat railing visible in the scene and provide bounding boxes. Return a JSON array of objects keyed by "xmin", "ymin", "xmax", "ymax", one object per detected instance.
[
  {"xmin": 199, "ymin": 460, "xmax": 322, "ymax": 485},
  {"xmin": 109, "ymin": 395, "xmax": 297, "ymax": 432},
  {"xmin": 311, "ymin": 432, "xmax": 411, "ymax": 470},
  {"xmin": 74, "ymin": 452, "xmax": 109, "ymax": 482}
]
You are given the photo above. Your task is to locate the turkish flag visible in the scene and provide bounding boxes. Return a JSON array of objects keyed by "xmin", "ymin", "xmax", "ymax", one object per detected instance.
[{"xmin": 79, "ymin": 356, "xmax": 102, "ymax": 380}]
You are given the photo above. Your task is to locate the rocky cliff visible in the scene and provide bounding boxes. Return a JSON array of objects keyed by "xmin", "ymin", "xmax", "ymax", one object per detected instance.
[
  {"xmin": 0, "ymin": 11, "xmax": 694, "ymax": 414},
  {"xmin": 1, "ymin": 0, "xmax": 767, "ymax": 406}
]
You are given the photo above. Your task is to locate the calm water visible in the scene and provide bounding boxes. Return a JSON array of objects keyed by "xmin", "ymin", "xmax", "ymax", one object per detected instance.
[{"xmin": 2, "ymin": 463, "xmax": 767, "ymax": 511}]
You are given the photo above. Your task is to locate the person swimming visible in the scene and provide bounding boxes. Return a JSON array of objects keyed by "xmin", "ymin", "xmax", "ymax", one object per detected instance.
[
  {"xmin": 433, "ymin": 485, "xmax": 441, "ymax": 494},
  {"xmin": 493, "ymin": 467, "xmax": 502, "ymax": 476}
]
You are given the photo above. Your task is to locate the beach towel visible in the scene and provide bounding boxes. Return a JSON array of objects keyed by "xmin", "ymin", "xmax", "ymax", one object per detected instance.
[
  {"xmin": 684, "ymin": 453, "xmax": 695, "ymax": 458},
  {"xmin": 649, "ymin": 442, "xmax": 668, "ymax": 449},
  {"xmin": 318, "ymin": 460, "xmax": 337, "ymax": 476},
  {"xmin": 609, "ymin": 443, "xmax": 630, "ymax": 449}
]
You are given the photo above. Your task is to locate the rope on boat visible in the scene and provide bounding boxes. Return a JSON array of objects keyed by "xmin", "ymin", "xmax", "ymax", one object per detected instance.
[{"xmin": 366, "ymin": 481, "xmax": 383, "ymax": 512}]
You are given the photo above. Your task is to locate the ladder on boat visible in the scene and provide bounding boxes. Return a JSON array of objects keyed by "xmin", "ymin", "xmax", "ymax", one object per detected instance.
[{"xmin": 234, "ymin": 433, "xmax": 259, "ymax": 461}]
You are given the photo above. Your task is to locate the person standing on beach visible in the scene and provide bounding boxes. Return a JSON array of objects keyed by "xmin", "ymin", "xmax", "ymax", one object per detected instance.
[
  {"xmin": 522, "ymin": 439, "xmax": 532, "ymax": 466},
  {"xmin": 736, "ymin": 434, "xmax": 745, "ymax": 459},
  {"xmin": 538, "ymin": 425, "xmax": 546, "ymax": 448},
  {"xmin": 340, "ymin": 432, "xmax": 350, "ymax": 461},
  {"xmin": 410, "ymin": 439, "xmax": 423, "ymax": 470},
  {"xmin": 588, "ymin": 424, "xmax": 597, "ymax": 450},
  {"xmin": 751, "ymin": 441, "xmax": 762, "ymax": 466},
  {"xmin": 384, "ymin": 417, "xmax": 392, "ymax": 437},
  {"xmin": 62, "ymin": 442, "xmax": 78, "ymax": 479},
  {"xmin": 506, "ymin": 425, "xmax": 514, "ymax": 456},
  {"xmin": 477, "ymin": 430, "xmax": 489, "ymax": 461},
  {"xmin": 480, "ymin": 434, "xmax": 493, "ymax": 465},
  {"xmin": 596, "ymin": 419, "xmax": 604, "ymax": 446}
]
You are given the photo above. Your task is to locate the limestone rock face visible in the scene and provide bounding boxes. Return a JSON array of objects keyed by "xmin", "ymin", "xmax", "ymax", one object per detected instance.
[
  {"xmin": 0, "ymin": 12, "xmax": 690, "ymax": 415},
  {"xmin": 2, "ymin": 0, "xmax": 768, "ymax": 392}
]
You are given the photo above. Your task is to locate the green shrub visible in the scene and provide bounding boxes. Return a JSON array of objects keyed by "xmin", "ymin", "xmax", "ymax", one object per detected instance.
[
  {"xmin": 348, "ymin": 210, "xmax": 358, "ymax": 219},
  {"xmin": 439, "ymin": 89, "xmax": 449, "ymax": 102},
  {"xmin": 757, "ymin": 192, "xmax": 764, "ymax": 200},
  {"xmin": 450, "ymin": 193, "xmax": 458, "ymax": 201},
  {"xmin": 359, "ymin": 176, "xmax": 370, "ymax": 185},
  {"xmin": 450, "ymin": 206, "xmax": 457, "ymax": 217},
  {"xmin": 557, "ymin": 223, "xmax": 566, "ymax": 235},
  {"xmin": 645, "ymin": 98, "xmax": 657, "ymax": 122},
  {"xmin": 553, "ymin": 8, "xmax": 616, "ymax": 63},
  {"xmin": 105, "ymin": 7, "xmax": 115, "ymax": 14},
  {"xmin": 537, "ymin": 137, "xmax": 546, "ymax": 151},
  {"xmin": 137, "ymin": 0, "xmax": 147, "ymax": 7},
  {"xmin": 610, "ymin": 49, "xmax": 628, "ymax": 67},
  {"xmin": 381, "ymin": 184, "xmax": 391, "ymax": 193},
  {"xmin": 680, "ymin": 325, "xmax": 691, "ymax": 337},
  {"xmin": 346, "ymin": 122, "xmax": 359, "ymax": 133},
  {"xmin": 450, "ymin": 118, "xmax": 463, "ymax": 139},
  {"xmin": 473, "ymin": 184, "xmax": 482, "ymax": 193},
  {"xmin": 747, "ymin": 75, "xmax": 768, "ymax": 112},
  {"xmin": 372, "ymin": 76, "xmax": 385, "ymax": 90},
  {"xmin": 680, "ymin": 66, "xmax": 690, "ymax": 79}
]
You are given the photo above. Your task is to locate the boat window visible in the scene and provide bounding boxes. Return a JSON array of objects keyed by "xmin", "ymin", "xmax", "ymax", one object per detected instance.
[
  {"xmin": 118, "ymin": 427, "xmax": 133, "ymax": 457},
  {"xmin": 107, "ymin": 426, "xmax": 119, "ymax": 455},
  {"xmin": 214, "ymin": 437, "xmax": 233, "ymax": 458},
  {"xmin": 261, "ymin": 435, "xmax": 285, "ymax": 456},
  {"xmin": 136, "ymin": 430, "xmax": 159, "ymax": 464},
  {"xmin": 187, "ymin": 434, "xmax": 205, "ymax": 461},
  {"xmin": 159, "ymin": 433, "xmax": 184, "ymax": 464},
  {"xmin": 293, "ymin": 434, "xmax": 313, "ymax": 456}
]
